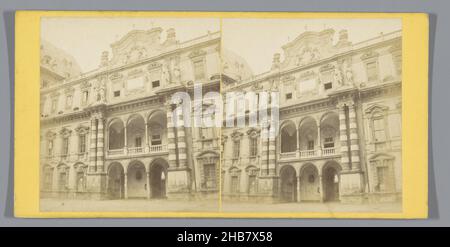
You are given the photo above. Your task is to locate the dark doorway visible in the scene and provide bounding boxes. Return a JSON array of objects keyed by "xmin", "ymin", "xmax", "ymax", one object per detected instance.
[
  {"xmin": 323, "ymin": 166, "xmax": 340, "ymax": 202},
  {"xmin": 280, "ymin": 165, "xmax": 297, "ymax": 202},
  {"xmin": 107, "ymin": 163, "xmax": 124, "ymax": 199},
  {"xmin": 150, "ymin": 163, "xmax": 166, "ymax": 198}
]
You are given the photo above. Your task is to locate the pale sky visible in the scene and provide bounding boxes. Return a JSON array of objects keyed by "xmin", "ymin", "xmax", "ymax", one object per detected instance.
[
  {"xmin": 222, "ymin": 18, "xmax": 401, "ymax": 74},
  {"xmin": 41, "ymin": 17, "xmax": 220, "ymax": 72}
]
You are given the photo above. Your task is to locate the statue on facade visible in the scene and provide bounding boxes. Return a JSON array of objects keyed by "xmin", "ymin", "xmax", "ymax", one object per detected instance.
[
  {"xmin": 172, "ymin": 59, "xmax": 181, "ymax": 83},
  {"xmin": 334, "ymin": 67, "xmax": 344, "ymax": 87},
  {"xmin": 94, "ymin": 77, "xmax": 106, "ymax": 103},
  {"xmin": 162, "ymin": 63, "xmax": 171, "ymax": 84}
]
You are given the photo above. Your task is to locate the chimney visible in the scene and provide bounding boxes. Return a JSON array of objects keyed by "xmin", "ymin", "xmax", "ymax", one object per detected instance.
[
  {"xmin": 336, "ymin": 29, "xmax": 351, "ymax": 48},
  {"xmin": 100, "ymin": 51, "xmax": 109, "ymax": 67},
  {"xmin": 339, "ymin": 30, "xmax": 348, "ymax": 42},
  {"xmin": 165, "ymin": 28, "xmax": 177, "ymax": 45},
  {"xmin": 271, "ymin": 53, "xmax": 281, "ymax": 70}
]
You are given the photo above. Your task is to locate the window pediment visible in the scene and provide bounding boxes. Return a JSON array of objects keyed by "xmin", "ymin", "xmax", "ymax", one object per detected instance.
[
  {"xmin": 59, "ymin": 127, "xmax": 72, "ymax": 137},
  {"xmin": 365, "ymin": 104, "xmax": 389, "ymax": 116},
  {"xmin": 361, "ymin": 50, "xmax": 379, "ymax": 61}
]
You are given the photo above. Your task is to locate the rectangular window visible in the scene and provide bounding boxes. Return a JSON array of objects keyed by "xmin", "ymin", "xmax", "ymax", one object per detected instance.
[
  {"xmin": 51, "ymin": 99, "xmax": 58, "ymax": 113},
  {"xmin": 373, "ymin": 118, "xmax": 386, "ymax": 142},
  {"xmin": 376, "ymin": 166, "xmax": 389, "ymax": 192},
  {"xmin": 62, "ymin": 137, "xmax": 69, "ymax": 156},
  {"xmin": 65, "ymin": 95, "xmax": 73, "ymax": 109},
  {"xmin": 152, "ymin": 80, "xmax": 160, "ymax": 88},
  {"xmin": 231, "ymin": 176, "xmax": 239, "ymax": 193},
  {"xmin": 151, "ymin": 134, "xmax": 162, "ymax": 146},
  {"xmin": 58, "ymin": 172, "xmax": 67, "ymax": 190},
  {"xmin": 324, "ymin": 137, "xmax": 334, "ymax": 148},
  {"xmin": 285, "ymin": 93, "xmax": 292, "ymax": 100},
  {"xmin": 44, "ymin": 170, "xmax": 52, "ymax": 190},
  {"xmin": 233, "ymin": 140, "xmax": 240, "ymax": 159},
  {"xmin": 113, "ymin": 90, "xmax": 121, "ymax": 97},
  {"xmin": 203, "ymin": 164, "xmax": 216, "ymax": 189},
  {"xmin": 249, "ymin": 138, "xmax": 258, "ymax": 157},
  {"xmin": 48, "ymin": 140, "xmax": 54, "ymax": 156},
  {"xmin": 307, "ymin": 140, "xmax": 315, "ymax": 150},
  {"xmin": 193, "ymin": 60, "xmax": 205, "ymax": 80},
  {"xmin": 248, "ymin": 175, "xmax": 257, "ymax": 194},
  {"xmin": 135, "ymin": 137, "xmax": 142, "ymax": 147},
  {"xmin": 82, "ymin": 90, "xmax": 89, "ymax": 104},
  {"xmin": 366, "ymin": 61, "xmax": 378, "ymax": 81},
  {"xmin": 79, "ymin": 134, "xmax": 86, "ymax": 153},
  {"xmin": 324, "ymin": 82, "xmax": 333, "ymax": 90}
]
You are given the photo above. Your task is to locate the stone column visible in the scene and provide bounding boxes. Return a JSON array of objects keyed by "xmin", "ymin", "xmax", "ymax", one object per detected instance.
[
  {"xmin": 348, "ymin": 104, "xmax": 361, "ymax": 171},
  {"xmin": 166, "ymin": 106, "xmax": 177, "ymax": 168},
  {"xmin": 96, "ymin": 117, "xmax": 105, "ymax": 172},
  {"xmin": 297, "ymin": 176, "xmax": 301, "ymax": 202},
  {"xmin": 124, "ymin": 123, "xmax": 128, "ymax": 155},
  {"xmin": 124, "ymin": 172, "xmax": 128, "ymax": 199},
  {"xmin": 165, "ymin": 102, "xmax": 191, "ymax": 199},
  {"xmin": 146, "ymin": 171, "xmax": 151, "ymax": 199},
  {"xmin": 145, "ymin": 119, "xmax": 149, "ymax": 153},
  {"xmin": 338, "ymin": 105, "xmax": 350, "ymax": 171},
  {"xmin": 89, "ymin": 118, "xmax": 97, "ymax": 172},
  {"xmin": 337, "ymin": 102, "xmax": 364, "ymax": 203},
  {"xmin": 317, "ymin": 124, "xmax": 322, "ymax": 156},
  {"xmin": 319, "ymin": 173, "xmax": 324, "ymax": 202}
]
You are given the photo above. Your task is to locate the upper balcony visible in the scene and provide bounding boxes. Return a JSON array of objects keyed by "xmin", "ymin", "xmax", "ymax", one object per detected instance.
[
  {"xmin": 278, "ymin": 112, "xmax": 341, "ymax": 162},
  {"xmin": 106, "ymin": 110, "xmax": 169, "ymax": 159}
]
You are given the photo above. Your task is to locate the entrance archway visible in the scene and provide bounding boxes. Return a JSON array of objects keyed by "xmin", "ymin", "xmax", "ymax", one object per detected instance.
[
  {"xmin": 107, "ymin": 162, "xmax": 124, "ymax": 199},
  {"xmin": 127, "ymin": 161, "xmax": 147, "ymax": 198},
  {"xmin": 279, "ymin": 165, "xmax": 297, "ymax": 202},
  {"xmin": 300, "ymin": 164, "xmax": 320, "ymax": 202},
  {"xmin": 323, "ymin": 162, "xmax": 341, "ymax": 202},
  {"xmin": 149, "ymin": 159, "xmax": 168, "ymax": 198}
]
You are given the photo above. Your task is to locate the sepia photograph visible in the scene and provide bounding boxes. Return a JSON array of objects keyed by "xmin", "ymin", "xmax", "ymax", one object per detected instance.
[
  {"xmin": 39, "ymin": 17, "xmax": 222, "ymax": 212},
  {"xmin": 38, "ymin": 15, "xmax": 404, "ymax": 214},
  {"xmin": 220, "ymin": 18, "xmax": 403, "ymax": 213}
]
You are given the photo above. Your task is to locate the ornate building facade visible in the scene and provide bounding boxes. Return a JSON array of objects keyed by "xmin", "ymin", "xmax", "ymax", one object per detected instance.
[
  {"xmin": 221, "ymin": 29, "xmax": 402, "ymax": 203},
  {"xmin": 40, "ymin": 28, "xmax": 222, "ymax": 200}
]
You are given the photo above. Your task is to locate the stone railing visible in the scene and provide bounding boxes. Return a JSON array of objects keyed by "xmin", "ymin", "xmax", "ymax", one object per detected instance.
[
  {"xmin": 322, "ymin": 147, "xmax": 336, "ymax": 156},
  {"xmin": 280, "ymin": 147, "xmax": 339, "ymax": 160},
  {"xmin": 107, "ymin": 144, "xmax": 168, "ymax": 157}
]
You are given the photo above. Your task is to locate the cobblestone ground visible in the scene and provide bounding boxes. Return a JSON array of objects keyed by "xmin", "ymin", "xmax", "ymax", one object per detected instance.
[{"xmin": 41, "ymin": 198, "xmax": 401, "ymax": 213}]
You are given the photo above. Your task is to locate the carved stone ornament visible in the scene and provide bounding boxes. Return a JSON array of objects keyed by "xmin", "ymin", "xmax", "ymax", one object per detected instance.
[
  {"xmin": 59, "ymin": 127, "xmax": 72, "ymax": 137},
  {"xmin": 361, "ymin": 50, "xmax": 379, "ymax": 60},
  {"xmin": 46, "ymin": 130, "xmax": 57, "ymax": 140},
  {"xmin": 189, "ymin": 49, "xmax": 207, "ymax": 59},
  {"xmin": 75, "ymin": 125, "xmax": 90, "ymax": 135}
]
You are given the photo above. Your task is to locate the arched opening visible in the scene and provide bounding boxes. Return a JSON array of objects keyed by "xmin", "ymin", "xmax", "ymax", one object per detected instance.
[
  {"xmin": 107, "ymin": 162, "xmax": 124, "ymax": 199},
  {"xmin": 127, "ymin": 114, "xmax": 145, "ymax": 153},
  {"xmin": 108, "ymin": 119, "xmax": 125, "ymax": 150},
  {"xmin": 320, "ymin": 112, "xmax": 340, "ymax": 156},
  {"xmin": 279, "ymin": 165, "xmax": 297, "ymax": 202},
  {"xmin": 147, "ymin": 111, "xmax": 167, "ymax": 152},
  {"xmin": 127, "ymin": 161, "xmax": 147, "ymax": 198},
  {"xmin": 322, "ymin": 161, "xmax": 341, "ymax": 202},
  {"xmin": 300, "ymin": 164, "xmax": 320, "ymax": 202},
  {"xmin": 280, "ymin": 121, "xmax": 297, "ymax": 153},
  {"xmin": 149, "ymin": 159, "xmax": 168, "ymax": 199},
  {"xmin": 298, "ymin": 117, "xmax": 318, "ymax": 157}
]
